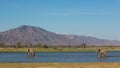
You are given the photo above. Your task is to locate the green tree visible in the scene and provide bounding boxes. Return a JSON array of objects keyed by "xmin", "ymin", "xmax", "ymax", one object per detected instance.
[
  {"xmin": 15, "ymin": 42, "xmax": 21, "ymax": 48},
  {"xmin": 25, "ymin": 44, "xmax": 28, "ymax": 47},
  {"xmin": 29, "ymin": 44, "xmax": 33, "ymax": 47},
  {"xmin": 43, "ymin": 44, "xmax": 48, "ymax": 48},
  {"xmin": 68, "ymin": 44, "xmax": 71, "ymax": 48},
  {"xmin": 36, "ymin": 43, "xmax": 42, "ymax": 48},
  {"xmin": 0, "ymin": 43, "xmax": 4, "ymax": 47},
  {"xmin": 81, "ymin": 43, "xmax": 87, "ymax": 48}
]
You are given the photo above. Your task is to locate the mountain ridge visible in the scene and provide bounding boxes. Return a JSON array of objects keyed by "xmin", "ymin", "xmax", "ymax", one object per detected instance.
[{"xmin": 0, "ymin": 25, "xmax": 120, "ymax": 46}]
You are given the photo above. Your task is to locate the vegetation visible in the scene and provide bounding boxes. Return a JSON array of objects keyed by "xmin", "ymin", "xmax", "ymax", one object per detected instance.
[
  {"xmin": 68, "ymin": 44, "xmax": 71, "ymax": 48},
  {"xmin": 36, "ymin": 43, "xmax": 42, "ymax": 48},
  {"xmin": 80, "ymin": 43, "xmax": 87, "ymax": 48},
  {"xmin": 0, "ymin": 62, "xmax": 119, "ymax": 68},
  {"xmin": 0, "ymin": 43, "xmax": 119, "ymax": 52},
  {"xmin": 43, "ymin": 44, "xmax": 48, "ymax": 48},
  {"xmin": 0, "ymin": 46, "xmax": 120, "ymax": 52},
  {"xmin": 15, "ymin": 43, "xmax": 21, "ymax": 48},
  {"xmin": 0, "ymin": 43, "xmax": 4, "ymax": 47}
]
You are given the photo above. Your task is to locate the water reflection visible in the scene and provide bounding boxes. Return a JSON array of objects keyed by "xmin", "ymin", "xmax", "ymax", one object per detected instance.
[{"xmin": 97, "ymin": 56, "xmax": 108, "ymax": 62}]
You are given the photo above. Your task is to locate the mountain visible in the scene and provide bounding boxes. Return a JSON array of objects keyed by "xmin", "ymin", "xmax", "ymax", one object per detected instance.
[{"xmin": 0, "ymin": 25, "xmax": 120, "ymax": 46}]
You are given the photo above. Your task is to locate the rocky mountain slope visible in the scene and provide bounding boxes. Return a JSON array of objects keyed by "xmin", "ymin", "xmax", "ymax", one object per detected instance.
[{"xmin": 0, "ymin": 25, "xmax": 120, "ymax": 46}]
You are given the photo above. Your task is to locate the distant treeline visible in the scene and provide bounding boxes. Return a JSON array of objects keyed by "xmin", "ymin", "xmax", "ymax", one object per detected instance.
[
  {"xmin": 0, "ymin": 43, "xmax": 119, "ymax": 48},
  {"xmin": 0, "ymin": 43, "xmax": 88, "ymax": 48}
]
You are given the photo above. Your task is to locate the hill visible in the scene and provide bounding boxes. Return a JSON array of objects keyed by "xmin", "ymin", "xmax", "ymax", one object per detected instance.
[{"xmin": 0, "ymin": 25, "xmax": 120, "ymax": 46}]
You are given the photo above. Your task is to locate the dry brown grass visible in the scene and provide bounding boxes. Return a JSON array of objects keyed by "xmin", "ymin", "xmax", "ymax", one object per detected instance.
[{"xmin": 0, "ymin": 62, "xmax": 120, "ymax": 68}]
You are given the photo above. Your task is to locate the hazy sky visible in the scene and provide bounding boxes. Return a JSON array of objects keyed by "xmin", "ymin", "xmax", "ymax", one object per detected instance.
[{"xmin": 0, "ymin": 0, "xmax": 120, "ymax": 40}]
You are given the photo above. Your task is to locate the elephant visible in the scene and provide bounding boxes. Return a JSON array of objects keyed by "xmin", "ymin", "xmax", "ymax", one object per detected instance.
[
  {"xmin": 27, "ymin": 48, "xmax": 35, "ymax": 57},
  {"xmin": 97, "ymin": 48, "xmax": 108, "ymax": 58}
]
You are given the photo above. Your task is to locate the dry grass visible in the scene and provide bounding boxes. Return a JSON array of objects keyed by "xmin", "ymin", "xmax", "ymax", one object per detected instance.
[
  {"xmin": 0, "ymin": 62, "xmax": 120, "ymax": 68},
  {"xmin": 0, "ymin": 47, "xmax": 120, "ymax": 52}
]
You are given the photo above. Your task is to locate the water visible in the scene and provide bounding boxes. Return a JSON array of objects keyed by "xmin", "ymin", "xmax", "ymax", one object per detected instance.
[{"xmin": 0, "ymin": 51, "xmax": 120, "ymax": 62}]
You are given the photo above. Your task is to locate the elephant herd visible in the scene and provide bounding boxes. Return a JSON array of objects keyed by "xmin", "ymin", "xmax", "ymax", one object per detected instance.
[{"xmin": 26, "ymin": 48, "xmax": 108, "ymax": 58}]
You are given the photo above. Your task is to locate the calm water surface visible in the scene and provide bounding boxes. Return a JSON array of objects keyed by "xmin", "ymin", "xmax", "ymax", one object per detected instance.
[{"xmin": 0, "ymin": 52, "xmax": 120, "ymax": 62}]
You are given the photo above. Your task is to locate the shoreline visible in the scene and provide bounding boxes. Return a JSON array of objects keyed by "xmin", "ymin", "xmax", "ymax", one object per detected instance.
[
  {"xmin": 0, "ymin": 62, "xmax": 119, "ymax": 68},
  {"xmin": 0, "ymin": 47, "xmax": 120, "ymax": 52}
]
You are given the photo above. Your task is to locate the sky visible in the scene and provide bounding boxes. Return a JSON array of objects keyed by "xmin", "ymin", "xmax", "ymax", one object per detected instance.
[{"xmin": 0, "ymin": 0, "xmax": 120, "ymax": 40}]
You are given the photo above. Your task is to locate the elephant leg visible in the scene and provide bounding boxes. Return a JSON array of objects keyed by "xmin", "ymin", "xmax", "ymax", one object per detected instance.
[
  {"xmin": 104, "ymin": 53, "xmax": 107, "ymax": 57},
  {"xmin": 31, "ymin": 52, "xmax": 35, "ymax": 57},
  {"xmin": 98, "ymin": 54, "xmax": 101, "ymax": 58},
  {"xmin": 97, "ymin": 53, "xmax": 102, "ymax": 58}
]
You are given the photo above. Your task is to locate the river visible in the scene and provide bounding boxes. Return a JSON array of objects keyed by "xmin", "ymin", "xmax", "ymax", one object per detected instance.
[{"xmin": 0, "ymin": 51, "xmax": 120, "ymax": 62}]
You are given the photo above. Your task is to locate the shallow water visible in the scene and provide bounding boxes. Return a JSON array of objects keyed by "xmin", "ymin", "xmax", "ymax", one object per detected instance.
[{"xmin": 0, "ymin": 51, "xmax": 120, "ymax": 62}]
